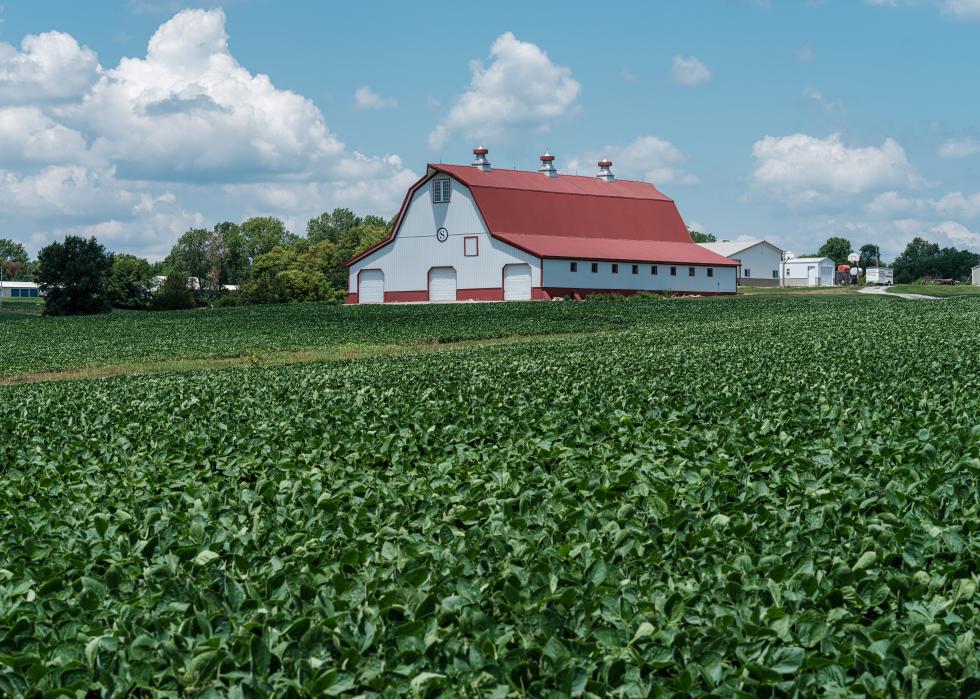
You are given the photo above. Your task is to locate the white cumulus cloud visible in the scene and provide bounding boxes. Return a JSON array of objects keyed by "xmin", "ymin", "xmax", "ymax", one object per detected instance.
[
  {"xmin": 934, "ymin": 191, "xmax": 980, "ymax": 218},
  {"xmin": 428, "ymin": 32, "xmax": 581, "ymax": 150},
  {"xmin": 941, "ymin": 0, "xmax": 980, "ymax": 20},
  {"xmin": 354, "ymin": 86, "xmax": 397, "ymax": 110},
  {"xmin": 931, "ymin": 220, "xmax": 980, "ymax": 247},
  {"xmin": 751, "ymin": 133, "xmax": 925, "ymax": 204},
  {"xmin": 567, "ymin": 136, "xmax": 698, "ymax": 185},
  {"xmin": 65, "ymin": 8, "xmax": 345, "ymax": 181},
  {"xmin": 0, "ymin": 8, "xmax": 417, "ymax": 259},
  {"xmin": 938, "ymin": 137, "xmax": 980, "ymax": 159},
  {"xmin": 0, "ymin": 31, "xmax": 100, "ymax": 103},
  {"xmin": 671, "ymin": 56, "xmax": 711, "ymax": 86}
]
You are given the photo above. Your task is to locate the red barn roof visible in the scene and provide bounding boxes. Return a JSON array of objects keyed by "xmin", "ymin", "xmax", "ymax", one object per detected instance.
[{"xmin": 347, "ymin": 164, "xmax": 737, "ymax": 267}]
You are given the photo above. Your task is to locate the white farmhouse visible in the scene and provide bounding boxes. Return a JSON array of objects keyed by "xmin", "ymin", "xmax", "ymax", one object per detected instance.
[
  {"xmin": 697, "ymin": 239, "xmax": 784, "ymax": 286},
  {"xmin": 346, "ymin": 148, "xmax": 738, "ymax": 303},
  {"xmin": 782, "ymin": 257, "xmax": 836, "ymax": 287}
]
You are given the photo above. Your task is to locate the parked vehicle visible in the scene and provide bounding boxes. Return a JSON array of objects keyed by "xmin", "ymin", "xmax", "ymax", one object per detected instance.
[{"xmin": 865, "ymin": 267, "xmax": 894, "ymax": 286}]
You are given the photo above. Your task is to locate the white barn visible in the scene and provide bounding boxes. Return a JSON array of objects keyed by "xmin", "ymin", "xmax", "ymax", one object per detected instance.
[
  {"xmin": 782, "ymin": 257, "xmax": 836, "ymax": 287},
  {"xmin": 697, "ymin": 240, "xmax": 784, "ymax": 286},
  {"xmin": 346, "ymin": 148, "xmax": 738, "ymax": 303}
]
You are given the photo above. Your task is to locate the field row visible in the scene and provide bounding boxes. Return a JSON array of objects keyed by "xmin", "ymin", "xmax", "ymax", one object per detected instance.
[{"xmin": 1, "ymin": 297, "xmax": 978, "ymax": 695}]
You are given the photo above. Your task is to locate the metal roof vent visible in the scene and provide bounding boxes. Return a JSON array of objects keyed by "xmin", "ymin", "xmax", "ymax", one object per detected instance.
[
  {"xmin": 538, "ymin": 152, "xmax": 558, "ymax": 177},
  {"xmin": 472, "ymin": 146, "xmax": 491, "ymax": 172},
  {"xmin": 596, "ymin": 159, "xmax": 614, "ymax": 183}
]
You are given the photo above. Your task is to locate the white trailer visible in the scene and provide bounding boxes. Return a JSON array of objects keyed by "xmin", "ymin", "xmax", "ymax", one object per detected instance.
[{"xmin": 865, "ymin": 267, "xmax": 894, "ymax": 286}]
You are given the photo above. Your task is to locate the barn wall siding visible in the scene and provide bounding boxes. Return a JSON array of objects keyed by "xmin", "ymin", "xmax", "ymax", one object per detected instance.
[
  {"xmin": 543, "ymin": 259, "xmax": 737, "ymax": 294},
  {"xmin": 732, "ymin": 244, "xmax": 781, "ymax": 283},
  {"xmin": 348, "ymin": 177, "xmax": 540, "ymax": 294}
]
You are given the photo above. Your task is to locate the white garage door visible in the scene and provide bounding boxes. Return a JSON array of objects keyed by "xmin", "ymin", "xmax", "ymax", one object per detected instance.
[
  {"xmin": 358, "ymin": 269, "xmax": 384, "ymax": 304},
  {"xmin": 503, "ymin": 264, "xmax": 532, "ymax": 301},
  {"xmin": 428, "ymin": 267, "xmax": 457, "ymax": 302}
]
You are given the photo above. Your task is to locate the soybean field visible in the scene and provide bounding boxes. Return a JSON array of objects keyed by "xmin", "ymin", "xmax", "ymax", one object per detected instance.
[{"xmin": 1, "ymin": 296, "xmax": 978, "ymax": 697}]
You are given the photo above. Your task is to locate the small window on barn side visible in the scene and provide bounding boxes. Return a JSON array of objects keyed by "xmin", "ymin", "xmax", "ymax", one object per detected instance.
[
  {"xmin": 463, "ymin": 236, "xmax": 478, "ymax": 256},
  {"xmin": 432, "ymin": 178, "xmax": 451, "ymax": 204},
  {"xmin": 591, "ymin": 262, "xmax": 598, "ymax": 273},
  {"xmin": 611, "ymin": 263, "xmax": 619, "ymax": 274},
  {"xmin": 651, "ymin": 265, "xmax": 658, "ymax": 275},
  {"xmin": 688, "ymin": 267, "xmax": 695, "ymax": 277},
  {"xmin": 772, "ymin": 270, "xmax": 779, "ymax": 279},
  {"xmin": 570, "ymin": 262, "xmax": 577, "ymax": 272},
  {"xmin": 631, "ymin": 264, "xmax": 639, "ymax": 275},
  {"xmin": 744, "ymin": 269, "xmax": 752, "ymax": 278},
  {"xmin": 707, "ymin": 268, "xmax": 714, "ymax": 278},
  {"xmin": 670, "ymin": 266, "xmax": 677, "ymax": 276}
]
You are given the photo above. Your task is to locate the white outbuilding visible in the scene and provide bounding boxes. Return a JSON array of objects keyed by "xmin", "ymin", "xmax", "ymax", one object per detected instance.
[
  {"xmin": 345, "ymin": 148, "xmax": 738, "ymax": 302},
  {"xmin": 782, "ymin": 257, "xmax": 836, "ymax": 287},
  {"xmin": 0, "ymin": 280, "xmax": 41, "ymax": 298},
  {"xmin": 696, "ymin": 239, "xmax": 784, "ymax": 286},
  {"xmin": 972, "ymin": 264, "xmax": 980, "ymax": 286}
]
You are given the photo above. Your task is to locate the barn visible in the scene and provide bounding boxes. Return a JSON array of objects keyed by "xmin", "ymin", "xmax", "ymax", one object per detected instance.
[
  {"xmin": 697, "ymin": 239, "xmax": 784, "ymax": 287},
  {"xmin": 346, "ymin": 148, "xmax": 738, "ymax": 303},
  {"xmin": 972, "ymin": 264, "xmax": 980, "ymax": 286}
]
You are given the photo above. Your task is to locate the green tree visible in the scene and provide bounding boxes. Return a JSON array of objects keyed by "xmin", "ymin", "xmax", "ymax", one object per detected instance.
[
  {"xmin": 306, "ymin": 208, "xmax": 361, "ymax": 244},
  {"xmin": 891, "ymin": 237, "xmax": 978, "ymax": 283},
  {"xmin": 688, "ymin": 230, "xmax": 716, "ymax": 243},
  {"xmin": 164, "ymin": 228, "xmax": 211, "ymax": 290},
  {"xmin": 152, "ymin": 271, "xmax": 195, "ymax": 310},
  {"xmin": 818, "ymin": 237, "xmax": 853, "ymax": 266},
  {"xmin": 858, "ymin": 243, "xmax": 881, "ymax": 269},
  {"xmin": 107, "ymin": 254, "xmax": 152, "ymax": 309},
  {"xmin": 36, "ymin": 236, "xmax": 113, "ymax": 315},
  {"xmin": 214, "ymin": 222, "xmax": 249, "ymax": 285},
  {"xmin": 241, "ymin": 217, "xmax": 295, "ymax": 263},
  {"xmin": 1, "ymin": 238, "xmax": 30, "ymax": 281}
]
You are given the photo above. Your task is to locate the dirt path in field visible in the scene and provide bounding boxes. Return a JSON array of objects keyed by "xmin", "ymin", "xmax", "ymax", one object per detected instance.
[
  {"xmin": 0, "ymin": 330, "xmax": 612, "ymax": 387},
  {"xmin": 857, "ymin": 287, "xmax": 944, "ymax": 300}
]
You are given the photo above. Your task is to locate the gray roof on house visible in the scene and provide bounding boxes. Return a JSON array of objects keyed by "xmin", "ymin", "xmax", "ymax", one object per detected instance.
[{"xmin": 697, "ymin": 239, "xmax": 784, "ymax": 258}]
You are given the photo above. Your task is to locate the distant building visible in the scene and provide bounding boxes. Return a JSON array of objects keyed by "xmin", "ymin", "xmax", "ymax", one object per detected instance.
[
  {"xmin": 0, "ymin": 280, "xmax": 41, "ymax": 298},
  {"xmin": 697, "ymin": 240, "xmax": 784, "ymax": 287},
  {"xmin": 973, "ymin": 264, "xmax": 980, "ymax": 286},
  {"xmin": 783, "ymin": 257, "xmax": 835, "ymax": 287}
]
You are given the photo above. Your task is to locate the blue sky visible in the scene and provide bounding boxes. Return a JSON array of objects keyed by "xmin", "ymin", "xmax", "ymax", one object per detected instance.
[{"xmin": 1, "ymin": 0, "xmax": 979, "ymax": 259}]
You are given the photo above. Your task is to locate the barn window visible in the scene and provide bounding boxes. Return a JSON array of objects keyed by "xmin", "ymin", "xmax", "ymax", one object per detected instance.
[
  {"xmin": 611, "ymin": 263, "xmax": 619, "ymax": 274},
  {"xmin": 707, "ymin": 268, "xmax": 714, "ymax": 278},
  {"xmin": 570, "ymin": 262, "xmax": 578, "ymax": 272},
  {"xmin": 688, "ymin": 267, "xmax": 695, "ymax": 277},
  {"xmin": 772, "ymin": 270, "xmax": 779, "ymax": 279},
  {"xmin": 432, "ymin": 178, "xmax": 451, "ymax": 204},
  {"xmin": 744, "ymin": 269, "xmax": 752, "ymax": 278},
  {"xmin": 651, "ymin": 265, "xmax": 658, "ymax": 275},
  {"xmin": 591, "ymin": 263, "xmax": 598, "ymax": 273},
  {"xmin": 463, "ymin": 236, "xmax": 478, "ymax": 256},
  {"xmin": 670, "ymin": 266, "xmax": 677, "ymax": 276},
  {"xmin": 631, "ymin": 264, "xmax": 639, "ymax": 275}
]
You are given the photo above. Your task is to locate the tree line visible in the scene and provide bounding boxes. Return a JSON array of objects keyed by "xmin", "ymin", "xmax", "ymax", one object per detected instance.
[
  {"xmin": 1, "ymin": 209, "xmax": 392, "ymax": 315},
  {"xmin": 813, "ymin": 236, "xmax": 978, "ymax": 283}
]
